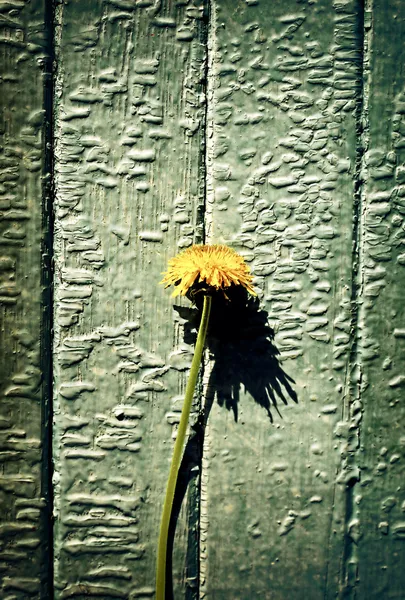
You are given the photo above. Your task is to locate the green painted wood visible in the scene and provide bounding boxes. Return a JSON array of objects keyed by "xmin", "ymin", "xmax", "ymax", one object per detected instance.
[
  {"xmin": 0, "ymin": 0, "xmax": 52, "ymax": 598},
  {"xmin": 52, "ymin": 1, "xmax": 207, "ymax": 598},
  {"xmin": 1, "ymin": 1, "xmax": 404, "ymax": 598},
  {"xmin": 355, "ymin": 1, "xmax": 405, "ymax": 598},
  {"xmin": 201, "ymin": 1, "xmax": 365, "ymax": 598}
]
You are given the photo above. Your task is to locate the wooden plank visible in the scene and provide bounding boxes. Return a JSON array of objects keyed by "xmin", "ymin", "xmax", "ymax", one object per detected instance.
[
  {"xmin": 52, "ymin": 1, "xmax": 207, "ymax": 597},
  {"xmin": 201, "ymin": 0, "xmax": 363, "ymax": 597},
  {"xmin": 355, "ymin": 1, "xmax": 405, "ymax": 597},
  {"xmin": 0, "ymin": 1, "xmax": 52, "ymax": 598}
]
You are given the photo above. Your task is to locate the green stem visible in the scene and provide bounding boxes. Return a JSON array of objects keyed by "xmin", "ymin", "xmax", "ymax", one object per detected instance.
[{"xmin": 156, "ymin": 294, "xmax": 212, "ymax": 600}]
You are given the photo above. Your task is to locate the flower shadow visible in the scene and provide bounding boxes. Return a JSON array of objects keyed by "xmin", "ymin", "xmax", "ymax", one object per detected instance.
[
  {"xmin": 166, "ymin": 287, "xmax": 298, "ymax": 597},
  {"xmin": 178, "ymin": 285, "xmax": 298, "ymax": 423},
  {"xmin": 202, "ymin": 286, "xmax": 298, "ymax": 423}
]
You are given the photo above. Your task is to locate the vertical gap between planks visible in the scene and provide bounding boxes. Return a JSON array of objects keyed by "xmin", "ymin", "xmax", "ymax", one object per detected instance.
[
  {"xmin": 180, "ymin": 2, "xmax": 212, "ymax": 598},
  {"xmin": 204, "ymin": 0, "xmax": 215, "ymax": 246},
  {"xmin": 195, "ymin": 1, "xmax": 214, "ymax": 598},
  {"xmin": 343, "ymin": 0, "xmax": 371, "ymax": 594},
  {"xmin": 184, "ymin": 4, "xmax": 212, "ymax": 596},
  {"xmin": 41, "ymin": 0, "xmax": 56, "ymax": 596}
]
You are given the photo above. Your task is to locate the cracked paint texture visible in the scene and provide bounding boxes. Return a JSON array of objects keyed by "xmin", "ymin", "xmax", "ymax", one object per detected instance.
[{"xmin": 0, "ymin": 0, "xmax": 404, "ymax": 599}]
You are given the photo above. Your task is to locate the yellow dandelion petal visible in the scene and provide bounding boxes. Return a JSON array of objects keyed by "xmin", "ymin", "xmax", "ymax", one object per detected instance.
[{"xmin": 160, "ymin": 244, "xmax": 256, "ymax": 297}]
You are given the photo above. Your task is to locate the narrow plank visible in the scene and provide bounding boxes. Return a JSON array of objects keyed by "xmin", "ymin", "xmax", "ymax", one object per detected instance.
[
  {"xmin": 53, "ymin": 1, "xmax": 207, "ymax": 597},
  {"xmin": 356, "ymin": 1, "xmax": 405, "ymax": 597},
  {"xmin": 202, "ymin": 0, "xmax": 363, "ymax": 597},
  {"xmin": 0, "ymin": 0, "xmax": 52, "ymax": 597}
]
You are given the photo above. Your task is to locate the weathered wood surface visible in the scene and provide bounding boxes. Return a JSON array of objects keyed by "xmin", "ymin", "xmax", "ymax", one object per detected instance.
[
  {"xmin": 1, "ymin": 0, "xmax": 405, "ymax": 598},
  {"xmin": 53, "ymin": 1, "xmax": 206, "ymax": 598},
  {"xmin": 201, "ymin": 0, "xmax": 363, "ymax": 598},
  {"xmin": 0, "ymin": 1, "xmax": 52, "ymax": 598},
  {"xmin": 356, "ymin": 0, "xmax": 405, "ymax": 597},
  {"xmin": 200, "ymin": 1, "xmax": 405, "ymax": 599},
  {"xmin": 201, "ymin": 1, "xmax": 405, "ymax": 598}
]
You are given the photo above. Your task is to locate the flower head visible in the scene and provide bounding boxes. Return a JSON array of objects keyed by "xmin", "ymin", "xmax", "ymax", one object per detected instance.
[{"xmin": 161, "ymin": 244, "xmax": 256, "ymax": 297}]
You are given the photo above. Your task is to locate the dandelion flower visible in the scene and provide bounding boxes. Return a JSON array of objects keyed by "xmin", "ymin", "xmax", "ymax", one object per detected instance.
[
  {"xmin": 161, "ymin": 244, "xmax": 256, "ymax": 297},
  {"xmin": 157, "ymin": 244, "xmax": 255, "ymax": 598}
]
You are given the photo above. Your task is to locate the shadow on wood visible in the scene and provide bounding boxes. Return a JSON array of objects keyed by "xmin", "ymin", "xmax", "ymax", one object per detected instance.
[
  {"xmin": 166, "ymin": 288, "xmax": 298, "ymax": 598},
  {"xmin": 206, "ymin": 287, "xmax": 298, "ymax": 423}
]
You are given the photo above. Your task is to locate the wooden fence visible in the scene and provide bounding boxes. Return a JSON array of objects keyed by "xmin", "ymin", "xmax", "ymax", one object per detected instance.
[{"xmin": 1, "ymin": 0, "xmax": 404, "ymax": 598}]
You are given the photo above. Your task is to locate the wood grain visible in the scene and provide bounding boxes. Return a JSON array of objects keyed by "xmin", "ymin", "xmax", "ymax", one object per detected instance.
[
  {"xmin": 201, "ymin": 1, "xmax": 363, "ymax": 598},
  {"xmin": 1, "ymin": 0, "xmax": 404, "ymax": 598},
  {"xmin": 53, "ymin": 1, "xmax": 207, "ymax": 597},
  {"xmin": 0, "ymin": 0, "xmax": 52, "ymax": 597},
  {"xmin": 356, "ymin": 0, "xmax": 405, "ymax": 597}
]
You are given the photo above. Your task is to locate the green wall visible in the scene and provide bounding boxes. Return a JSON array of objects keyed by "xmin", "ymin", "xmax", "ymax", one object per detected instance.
[{"xmin": 0, "ymin": 0, "xmax": 404, "ymax": 598}]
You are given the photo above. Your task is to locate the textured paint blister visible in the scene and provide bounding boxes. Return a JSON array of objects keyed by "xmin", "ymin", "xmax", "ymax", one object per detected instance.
[
  {"xmin": 53, "ymin": 1, "xmax": 206, "ymax": 597},
  {"xmin": 201, "ymin": 0, "xmax": 365, "ymax": 598},
  {"xmin": 0, "ymin": 0, "xmax": 52, "ymax": 598},
  {"xmin": 355, "ymin": 0, "xmax": 405, "ymax": 597},
  {"xmin": 2, "ymin": 0, "xmax": 405, "ymax": 598}
]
